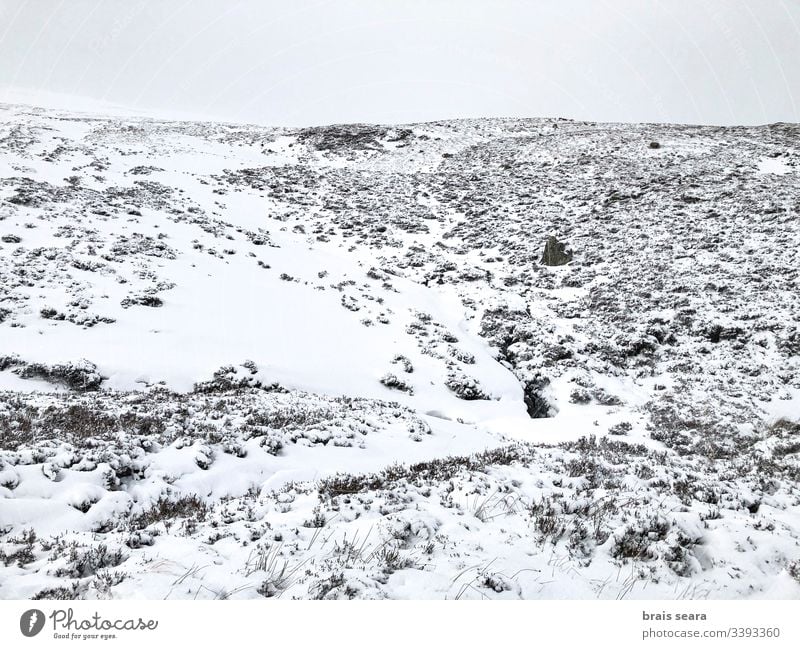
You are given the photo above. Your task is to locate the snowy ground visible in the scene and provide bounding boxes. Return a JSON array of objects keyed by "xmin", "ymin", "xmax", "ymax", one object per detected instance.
[{"xmin": 0, "ymin": 102, "xmax": 798, "ymax": 599}]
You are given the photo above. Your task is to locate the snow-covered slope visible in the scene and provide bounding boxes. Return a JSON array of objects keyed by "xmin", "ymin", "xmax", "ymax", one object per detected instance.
[{"xmin": 0, "ymin": 103, "xmax": 798, "ymax": 599}]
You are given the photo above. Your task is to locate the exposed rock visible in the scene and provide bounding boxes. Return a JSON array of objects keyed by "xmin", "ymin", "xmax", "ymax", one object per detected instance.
[
  {"xmin": 540, "ymin": 235, "xmax": 573, "ymax": 266},
  {"xmin": 523, "ymin": 378, "xmax": 552, "ymax": 418}
]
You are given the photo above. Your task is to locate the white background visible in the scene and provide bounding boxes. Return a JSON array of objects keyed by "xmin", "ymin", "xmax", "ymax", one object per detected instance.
[{"xmin": 0, "ymin": 599, "xmax": 798, "ymax": 648}]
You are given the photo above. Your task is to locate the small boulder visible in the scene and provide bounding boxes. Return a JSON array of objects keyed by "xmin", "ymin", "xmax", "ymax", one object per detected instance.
[{"xmin": 540, "ymin": 235, "xmax": 572, "ymax": 266}]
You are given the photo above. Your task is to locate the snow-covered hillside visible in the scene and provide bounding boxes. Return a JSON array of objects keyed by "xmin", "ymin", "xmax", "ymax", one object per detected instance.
[{"xmin": 0, "ymin": 102, "xmax": 798, "ymax": 599}]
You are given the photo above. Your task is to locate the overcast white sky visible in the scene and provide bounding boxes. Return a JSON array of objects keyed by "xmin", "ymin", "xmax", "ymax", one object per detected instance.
[{"xmin": 1, "ymin": 0, "xmax": 799, "ymax": 126}]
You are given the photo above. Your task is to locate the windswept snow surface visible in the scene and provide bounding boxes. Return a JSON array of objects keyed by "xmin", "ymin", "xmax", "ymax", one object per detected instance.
[{"xmin": 0, "ymin": 103, "xmax": 799, "ymax": 600}]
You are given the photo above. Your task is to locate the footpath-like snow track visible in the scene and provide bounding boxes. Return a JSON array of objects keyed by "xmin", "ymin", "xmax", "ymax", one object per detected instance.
[{"xmin": 0, "ymin": 103, "xmax": 798, "ymax": 599}]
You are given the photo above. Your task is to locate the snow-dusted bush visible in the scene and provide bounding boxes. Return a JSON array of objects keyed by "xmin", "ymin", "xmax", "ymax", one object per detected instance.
[
  {"xmin": 445, "ymin": 372, "xmax": 488, "ymax": 400},
  {"xmin": 789, "ymin": 560, "xmax": 800, "ymax": 584},
  {"xmin": 379, "ymin": 373, "xmax": 413, "ymax": 394},
  {"xmin": 17, "ymin": 359, "xmax": 104, "ymax": 391}
]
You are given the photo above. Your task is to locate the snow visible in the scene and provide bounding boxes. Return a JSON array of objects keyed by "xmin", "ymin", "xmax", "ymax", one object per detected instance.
[
  {"xmin": 0, "ymin": 102, "xmax": 798, "ymax": 600},
  {"xmin": 757, "ymin": 156, "xmax": 792, "ymax": 175}
]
